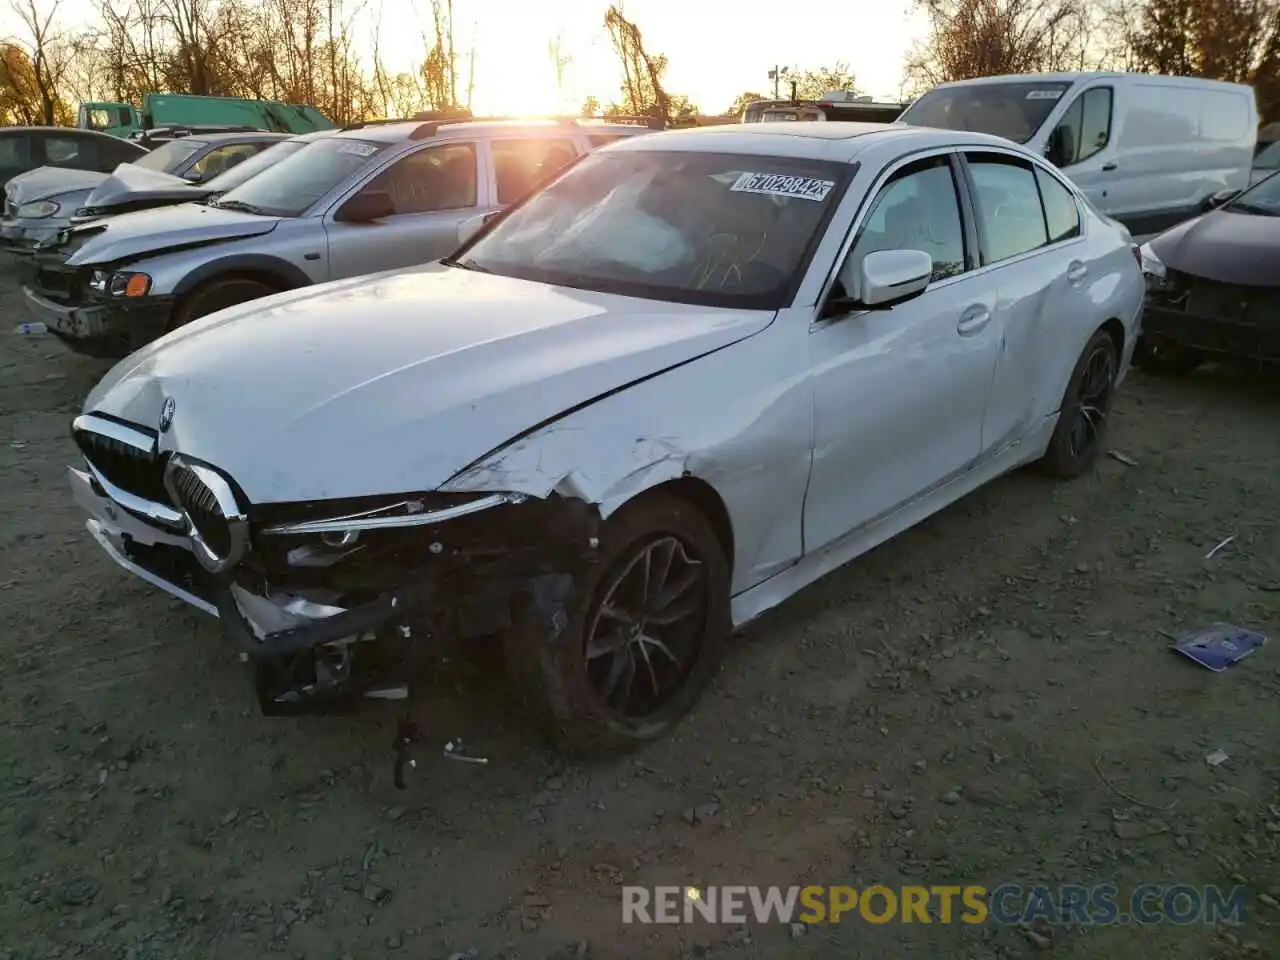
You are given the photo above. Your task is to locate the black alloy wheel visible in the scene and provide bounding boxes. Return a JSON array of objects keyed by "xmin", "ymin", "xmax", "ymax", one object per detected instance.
[
  {"xmin": 505, "ymin": 492, "xmax": 731, "ymax": 756},
  {"xmin": 1042, "ymin": 329, "xmax": 1119, "ymax": 478}
]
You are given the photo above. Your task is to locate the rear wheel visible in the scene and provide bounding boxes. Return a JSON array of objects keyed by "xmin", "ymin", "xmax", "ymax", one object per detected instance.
[
  {"xmin": 1041, "ymin": 329, "xmax": 1118, "ymax": 479},
  {"xmin": 170, "ymin": 277, "xmax": 279, "ymax": 331},
  {"xmin": 505, "ymin": 492, "xmax": 731, "ymax": 756}
]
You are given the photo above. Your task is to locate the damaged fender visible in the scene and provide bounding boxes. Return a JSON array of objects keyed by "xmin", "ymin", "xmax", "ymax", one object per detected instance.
[{"xmin": 440, "ymin": 308, "xmax": 818, "ymax": 594}]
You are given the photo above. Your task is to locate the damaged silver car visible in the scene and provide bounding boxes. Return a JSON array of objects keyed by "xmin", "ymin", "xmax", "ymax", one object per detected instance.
[
  {"xmin": 24, "ymin": 117, "xmax": 655, "ymax": 358},
  {"xmin": 69, "ymin": 122, "xmax": 1145, "ymax": 757},
  {"xmin": 2, "ymin": 130, "xmax": 287, "ymax": 254}
]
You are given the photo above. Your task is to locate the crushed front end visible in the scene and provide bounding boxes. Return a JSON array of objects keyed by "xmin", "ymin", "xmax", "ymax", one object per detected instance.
[
  {"xmin": 1143, "ymin": 265, "xmax": 1280, "ymax": 368},
  {"xmin": 68, "ymin": 411, "xmax": 600, "ymax": 717}
]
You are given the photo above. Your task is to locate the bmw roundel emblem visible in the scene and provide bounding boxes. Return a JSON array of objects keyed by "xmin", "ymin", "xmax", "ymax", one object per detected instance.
[{"xmin": 158, "ymin": 397, "xmax": 176, "ymax": 434}]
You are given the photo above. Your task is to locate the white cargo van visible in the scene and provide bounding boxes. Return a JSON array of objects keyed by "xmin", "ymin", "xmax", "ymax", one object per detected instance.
[{"xmin": 898, "ymin": 72, "xmax": 1258, "ymax": 238}]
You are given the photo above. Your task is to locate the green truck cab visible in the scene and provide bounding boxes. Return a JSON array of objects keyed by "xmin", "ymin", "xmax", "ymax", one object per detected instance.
[{"xmin": 77, "ymin": 94, "xmax": 333, "ymax": 139}]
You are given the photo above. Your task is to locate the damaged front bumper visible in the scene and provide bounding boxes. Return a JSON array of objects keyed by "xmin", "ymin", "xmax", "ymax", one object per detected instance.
[
  {"xmin": 70, "ymin": 461, "xmax": 597, "ymax": 715},
  {"xmin": 21, "ymin": 250, "xmax": 174, "ymax": 358}
]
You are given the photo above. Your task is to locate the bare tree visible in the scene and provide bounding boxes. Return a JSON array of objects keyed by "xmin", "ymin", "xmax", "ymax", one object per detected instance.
[
  {"xmin": 604, "ymin": 3, "xmax": 669, "ymax": 120},
  {"xmin": 905, "ymin": 0, "xmax": 1091, "ymax": 88},
  {"xmin": 6, "ymin": 0, "xmax": 72, "ymax": 123}
]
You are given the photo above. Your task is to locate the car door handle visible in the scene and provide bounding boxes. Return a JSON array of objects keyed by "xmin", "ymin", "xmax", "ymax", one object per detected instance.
[
  {"xmin": 956, "ymin": 305, "xmax": 991, "ymax": 336},
  {"xmin": 1067, "ymin": 261, "xmax": 1088, "ymax": 284},
  {"xmin": 1101, "ymin": 162, "xmax": 1118, "ymax": 171}
]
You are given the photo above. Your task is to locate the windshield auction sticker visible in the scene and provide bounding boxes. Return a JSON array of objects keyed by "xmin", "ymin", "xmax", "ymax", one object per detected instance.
[
  {"xmin": 730, "ymin": 172, "xmax": 834, "ymax": 202},
  {"xmin": 1025, "ymin": 89, "xmax": 1064, "ymax": 100}
]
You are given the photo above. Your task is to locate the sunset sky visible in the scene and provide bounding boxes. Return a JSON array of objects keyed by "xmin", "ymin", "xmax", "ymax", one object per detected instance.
[{"xmin": 0, "ymin": 0, "xmax": 931, "ymax": 116}]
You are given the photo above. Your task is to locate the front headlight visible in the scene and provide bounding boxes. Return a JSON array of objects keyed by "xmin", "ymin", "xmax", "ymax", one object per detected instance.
[
  {"xmin": 15, "ymin": 199, "xmax": 60, "ymax": 219},
  {"xmin": 257, "ymin": 492, "xmax": 526, "ymax": 568},
  {"xmin": 1138, "ymin": 242, "xmax": 1168, "ymax": 292},
  {"xmin": 88, "ymin": 270, "xmax": 152, "ymax": 297}
]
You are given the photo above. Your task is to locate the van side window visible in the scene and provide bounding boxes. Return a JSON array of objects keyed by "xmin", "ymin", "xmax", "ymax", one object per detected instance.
[
  {"xmin": 1077, "ymin": 88, "xmax": 1112, "ymax": 162},
  {"xmin": 1034, "ymin": 167, "xmax": 1081, "ymax": 243},
  {"xmin": 1050, "ymin": 87, "xmax": 1112, "ymax": 166},
  {"xmin": 965, "ymin": 152, "xmax": 1049, "ymax": 264}
]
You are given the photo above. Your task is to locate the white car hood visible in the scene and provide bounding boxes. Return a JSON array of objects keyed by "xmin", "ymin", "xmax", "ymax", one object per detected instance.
[
  {"xmin": 85, "ymin": 265, "xmax": 774, "ymax": 504},
  {"xmin": 82, "ymin": 164, "xmax": 204, "ymax": 210},
  {"xmin": 6, "ymin": 165, "xmax": 108, "ymax": 204}
]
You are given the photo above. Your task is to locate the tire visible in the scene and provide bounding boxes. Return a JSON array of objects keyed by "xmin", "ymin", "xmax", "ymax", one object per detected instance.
[
  {"xmin": 170, "ymin": 277, "xmax": 279, "ymax": 331},
  {"xmin": 1041, "ymin": 329, "xmax": 1119, "ymax": 479},
  {"xmin": 1134, "ymin": 336, "xmax": 1203, "ymax": 376},
  {"xmin": 504, "ymin": 491, "xmax": 731, "ymax": 756}
]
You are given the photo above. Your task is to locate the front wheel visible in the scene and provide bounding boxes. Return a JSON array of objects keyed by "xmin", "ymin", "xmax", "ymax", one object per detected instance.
[
  {"xmin": 505, "ymin": 492, "xmax": 731, "ymax": 756},
  {"xmin": 170, "ymin": 277, "xmax": 279, "ymax": 331},
  {"xmin": 1040, "ymin": 329, "xmax": 1118, "ymax": 479}
]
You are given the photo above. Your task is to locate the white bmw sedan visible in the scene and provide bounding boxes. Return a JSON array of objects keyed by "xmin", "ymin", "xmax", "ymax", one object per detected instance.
[{"xmin": 68, "ymin": 122, "xmax": 1144, "ymax": 753}]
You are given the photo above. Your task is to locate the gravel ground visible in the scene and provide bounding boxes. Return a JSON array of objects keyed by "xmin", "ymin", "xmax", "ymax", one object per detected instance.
[{"xmin": 1, "ymin": 283, "xmax": 1278, "ymax": 960}]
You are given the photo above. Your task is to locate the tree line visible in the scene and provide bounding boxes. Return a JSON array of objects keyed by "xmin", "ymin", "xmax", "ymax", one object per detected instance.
[{"xmin": 2, "ymin": 0, "xmax": 1279, "ymax": 129}]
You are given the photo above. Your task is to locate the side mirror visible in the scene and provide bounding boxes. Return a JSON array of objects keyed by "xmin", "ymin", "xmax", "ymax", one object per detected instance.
[
  {"xmin": 823, "ymin": 249, "xmax": 933, "ymax": 318},
  {"xmin": 183, "ymin": 170, "xmax": 205, "ymax": 183},
  {"xmin": 1207, "ymin": 188, "xmax": 1240, "ymax": 210},
  {"xmin": 858, "ymin": 249, "xmax": 933, "ymax": 308},
  {"xmin": 337, "ymin": 190, "xmax": 396, "ymax": 223},
  {"xmin": 455, "ymin": 207, "xmax": 509, "ymax": 246},
  {"xmin": 456, "ymin": 212, "xmax": 489, "ymax": 245}
]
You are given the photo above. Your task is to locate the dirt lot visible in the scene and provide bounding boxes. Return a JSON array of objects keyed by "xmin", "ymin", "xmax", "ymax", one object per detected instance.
[{"xmin": 1, "ymin": 294, "xmax": 1278, "ymax": 960}]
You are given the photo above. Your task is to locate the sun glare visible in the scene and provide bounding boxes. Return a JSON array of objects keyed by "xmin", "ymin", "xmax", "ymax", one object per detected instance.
[{"xmin": 469, "ymin": 52, "xmax": 567, "ymax": 119}]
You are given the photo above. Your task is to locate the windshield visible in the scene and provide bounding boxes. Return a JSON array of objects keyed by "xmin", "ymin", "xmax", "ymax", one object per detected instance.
[
  {"xmin": 455, "ymin": 150, "xmax": 851, "ymax": 309},
  {"xmin": 210, "ymin": 137, "xmax": 389, "ymax": 217},
  {"xmin": 132, "ymin": 139, "xmax": 203, "ymax": 172},
  {"xmin": 203, "ymin": 138, "xmax": 306, "ymax": 193},
  {"xmin": 898, "ymin": 81, "xmax": 1074, "ymax": 143},
  {"xmin": 1226, "ymin": 168, "xmax": 1280, "ymax": 215},
  {"xmin": 1254, "ymin": 140, "xmax": 1280, "ymax": 171}
]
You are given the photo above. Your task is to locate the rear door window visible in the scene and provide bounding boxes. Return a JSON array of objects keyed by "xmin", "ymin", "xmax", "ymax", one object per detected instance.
[
  {"xmin": 1034, "ymin": 167, "xmax": 1081, "ymax": 243},
  {"xmin": 965, "ymin": 152, "xmax": 1050, "ymax": 264},
  {"xmin": 491, "ymin": 137, "xmax": 581, "ymax": 204}
]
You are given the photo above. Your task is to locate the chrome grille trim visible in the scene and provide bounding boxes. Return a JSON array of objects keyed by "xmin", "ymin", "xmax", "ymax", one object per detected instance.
[
  {"xmin": 72, "ymin": 413, "xmax": 156, "ymax": 453},
  {"xmin": 84, "ymin": 461, "xmax": 184, "ymax": 528},
  {"xmin": 163, "ymin": 456, "xmax": 250, "ymax": 574},
  {"xmin": 71, "ymin": 413, "xmax": 173, "ymax": 510}
]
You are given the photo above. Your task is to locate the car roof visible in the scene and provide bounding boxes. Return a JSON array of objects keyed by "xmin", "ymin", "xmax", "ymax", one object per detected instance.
[
  {"xmin": 929, "ymin": 71, "xmax": 1254, "ymax": 93},
  {"xmin": 182, "ymin": 130, "xmax": 292, "ymax": 145},
  {"xmin": 326, "ymin": 118, "xmax": 656, "ymax": 144},
  {"xmin": 603, "ymin": 121, "xmax": 1024, "ymax": 162},
  {"xmin": 0, "ymin": 126, "xmax": 124, "ymax": 139}
]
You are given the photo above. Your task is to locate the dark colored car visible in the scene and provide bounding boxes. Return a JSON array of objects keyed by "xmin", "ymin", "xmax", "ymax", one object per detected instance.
[
  {"xmin": 1137, "ymin": 173, "xmax": 1280, "ymax": 373},
  {"xmin": 0, "ymin": 127, "xmax": 148, "ymax": 185}
]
